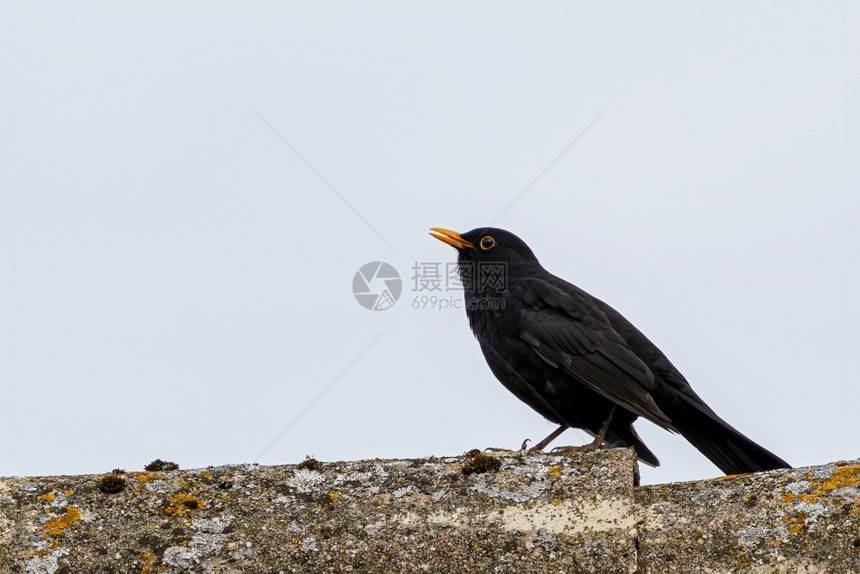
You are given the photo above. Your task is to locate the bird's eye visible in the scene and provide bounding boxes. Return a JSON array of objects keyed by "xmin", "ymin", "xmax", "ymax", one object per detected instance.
[{"xmin": 479, "ymin": 236, "xmax": 495, "ymax": 250}]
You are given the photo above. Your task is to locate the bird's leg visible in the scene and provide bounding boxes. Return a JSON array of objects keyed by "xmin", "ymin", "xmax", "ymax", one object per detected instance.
[
  {"xmin": 551, "ymin": 405, "xmax": 616, "ymax": 454},
  {"xmin": 526, "ymin": 424, "xmax": 569, "ymax": 453}
]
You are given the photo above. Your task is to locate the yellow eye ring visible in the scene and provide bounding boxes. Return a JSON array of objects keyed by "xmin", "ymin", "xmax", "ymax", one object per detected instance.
[{"xmin": 479, "ymin": 236, "xmax": 495, "ymax": 250}]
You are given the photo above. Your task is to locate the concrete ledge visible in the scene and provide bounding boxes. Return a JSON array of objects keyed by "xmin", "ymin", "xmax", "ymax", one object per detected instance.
[
  {"xmin": 639, "ymin": 460, "xmax": 860, "ymax": 573},
  {"xmin": 1, "ymin": 449, "xmax": 858, "ymax": 573}
]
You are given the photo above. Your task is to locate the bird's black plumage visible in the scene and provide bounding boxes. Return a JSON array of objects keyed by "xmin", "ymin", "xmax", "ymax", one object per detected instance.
[{"xmin": 430, "ymin": 226, "xmax": 790, "ymax": 474}]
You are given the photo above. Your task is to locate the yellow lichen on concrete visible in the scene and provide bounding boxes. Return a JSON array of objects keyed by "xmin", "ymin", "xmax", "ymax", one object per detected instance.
[
  {"xmin": 140, "ymin": 551, "xmax": 155, "ymax": 574},
  {"xmin": 164, "ymin": 492, "xmax": 205, "ymax": 516},
  {"xmin": 43, "ymin": 507, "xmax": 81, "ymax": 537},
  {"xmin": 547, "ymin": 465, "xmax": 562, "ymax": 479},
  {"xmin": 38, "ymin": 492, "xmax": 56, "ymax": 503},
  {"xmin": 789, "ymin": 464, "xmax": 860, "ymax": 505},
  {"xmin": 784, "ymin": 512, "xmax": 809, "ymax": 535},
  {"xmin": 715, "ymin": 474, "xmax": 740, "ymax": 481},
  {"xmin": 134, "ymin": 472, "xmax": 159, "ymax": 484},
  {"xmin": 819, "ymin": 464, "xmax": 860, "ymax": 493},
  {"xmin": 774, "ymin": 464, "xmax": 860, "ymax": 538}
]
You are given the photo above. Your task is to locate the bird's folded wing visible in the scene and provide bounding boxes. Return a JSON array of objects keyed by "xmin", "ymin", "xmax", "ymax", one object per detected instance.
[
  {"xmin": 513, "ymin": 280, "xmax": 675, "ymax": 430},
  {"xmin": 595, "ymin": 299, "xmax": 721, "ymax": 418}
]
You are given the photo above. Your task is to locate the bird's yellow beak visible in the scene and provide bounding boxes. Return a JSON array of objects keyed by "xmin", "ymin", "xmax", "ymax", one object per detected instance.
[{"xmin": 429, "ymin": 227, "xmax": 474, "ymax": 250}]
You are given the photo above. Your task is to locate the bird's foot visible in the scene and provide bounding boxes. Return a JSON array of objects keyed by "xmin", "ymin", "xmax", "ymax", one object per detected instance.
[
  {"xmin": 483, "ymin": 438, "xmax": 541, "ymax": 453},
  {"xmin": 550, "ymin": 406, "xmax": 618, "ymax": 455},
  {"xmin": 481, "ymin": 439, "xmax": 536, "ymax": 453},
  {"xmin": 526, "ymin": 425, "xmax": 568, "ymax": 453}
]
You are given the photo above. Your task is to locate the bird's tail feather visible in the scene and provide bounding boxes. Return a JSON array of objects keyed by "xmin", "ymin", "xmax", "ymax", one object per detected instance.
[{"xmin": 674, "ymin": 409, "xmax": 790, "ymax": 475}]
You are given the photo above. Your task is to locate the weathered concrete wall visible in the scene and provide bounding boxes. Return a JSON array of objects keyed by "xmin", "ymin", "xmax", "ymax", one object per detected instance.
[{"xmin": 1, "ymin": 449, "xmax": 858, "ymax": 573}]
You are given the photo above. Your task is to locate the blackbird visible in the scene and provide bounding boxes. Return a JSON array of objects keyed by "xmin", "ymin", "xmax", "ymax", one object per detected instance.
[{"xmin": 430, "ymin": 226, "xmax": 790, "ymax": 474}]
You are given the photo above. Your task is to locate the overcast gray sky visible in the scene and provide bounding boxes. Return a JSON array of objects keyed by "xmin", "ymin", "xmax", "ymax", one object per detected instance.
[{"xmin": 3, "ymin": 2, "xmax": 858, "ymax": 484}]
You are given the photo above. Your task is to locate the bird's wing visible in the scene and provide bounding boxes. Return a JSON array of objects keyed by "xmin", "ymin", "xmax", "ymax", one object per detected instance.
[
  {"xmin": 595, "ymin": 299, "xmax": 720, "ymax": 417},
  {"xmin": 511, "ymin": 278, "xmax": 675, "ymax": 430}
]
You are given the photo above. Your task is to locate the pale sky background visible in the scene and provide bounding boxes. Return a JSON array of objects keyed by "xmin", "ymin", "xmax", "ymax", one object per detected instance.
[{"xmin": 2, "ymin": 2, "xmax": 858, "ymax": 485}]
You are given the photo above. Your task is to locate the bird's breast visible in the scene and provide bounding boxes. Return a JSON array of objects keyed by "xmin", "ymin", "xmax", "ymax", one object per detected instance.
[{"xmin": 464, "ymin": 296, "xmax": 513, "ymax": 347}]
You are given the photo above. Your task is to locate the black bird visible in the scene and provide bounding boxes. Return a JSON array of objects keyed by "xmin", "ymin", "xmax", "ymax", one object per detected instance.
[{"xmin": 430, "ymin": 226, "xmax": 790, "ymax": 474}]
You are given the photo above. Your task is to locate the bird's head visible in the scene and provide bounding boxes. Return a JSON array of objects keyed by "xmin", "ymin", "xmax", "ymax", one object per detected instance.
[{"xmin": 429, "ymin": 226, "xmax": 540, "ymax": 276}]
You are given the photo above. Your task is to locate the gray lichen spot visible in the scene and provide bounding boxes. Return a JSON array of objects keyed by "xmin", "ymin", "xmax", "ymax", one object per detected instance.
[
  {"xmin": 333, "ymin": 471, "xmax": 372, "ymax": 486},
  {"xmin": 471, "ymin": 480, "xmax": 547, "ymax": 502},
  {"xmin": 784, "ymin": 480, "xmax": 813, "ymax": 496},
  {"xmin": 392, "ymin": 485, "xmax": 414, "ymax": 499},
  {"xmin": 300, "ymin": 536, "xmax": 318, "ymax": 551},
  {"xmin": 791, "ymin": 501, "xmax": 829, "ymax": 524},
  {"xmin": 811, "ymin": 463, "xmax": 837, "ymax": 481},
  {"xmin": 192, "ymin": 516, "xmax": 232, "ymax": 534},
  {"xmin": 162, "ymin": 545, "xmax": 198, "ymax": 569},
  {"xmin": 736, "ymin": 524, "xmax": 780, "ymax": 547},
  {"xmin": 25, "ymin": 548, "xmax": 69, "ymax": 574},
  {"xmin": 143, "ymin": 478, "xmax": 178, "ymax": 495},
  {"xmin": 285, "ymin": 468, "xmax": 325, "ymax": 493}
]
